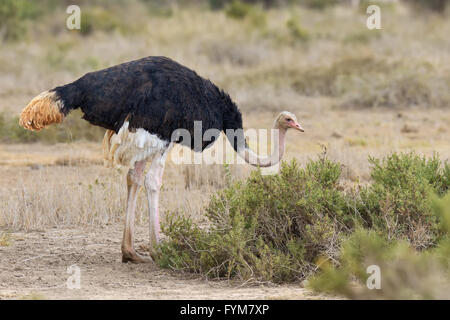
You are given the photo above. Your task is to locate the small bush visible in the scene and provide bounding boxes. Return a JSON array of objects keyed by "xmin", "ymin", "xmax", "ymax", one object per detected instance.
[
  {"xmin": 224, "ymin": 0, "xmax": 267, "ymax": 28},
  {"xmin": 225, "ymin": 0, "xmax": 254, "ymax": 19},
  {"xmin": 0, "ymin": 0, "xmax": 40, "ymax": 41},
  {"xmin": 158, "ymin": 155, "xmax": 357, "ymax": 283},
  {"xmin": 80, "ymin": 8, "xmax": 128, "ymax": 36},
  {"xmin": 357, "ymin": 153, "xmax": 449, "ymax": 249},
  {"xmin": 286, "ymin": 16, "xmax": 310, "ymax": 41},
  {"xmin": 369, "ymin": 153, "xmax": 449, "ymax": 196}
]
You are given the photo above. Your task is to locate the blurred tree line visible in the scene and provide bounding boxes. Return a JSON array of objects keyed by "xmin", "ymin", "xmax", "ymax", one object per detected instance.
[
  {"xmin": 0, "ymin": 0, "xmax": 448, "ymax": 41},
  {"xmin": 159, "ymin": 0, "xmax": 448, "ymax": 11},
  {"xmin": 149, "ymin": 0, "xmax": 449, "ymax": 11}
]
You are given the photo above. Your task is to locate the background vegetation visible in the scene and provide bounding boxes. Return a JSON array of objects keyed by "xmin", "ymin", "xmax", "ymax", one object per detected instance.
[{"xmin": 1, "ymin": 1, "xmax": 450, "ymax": 143}]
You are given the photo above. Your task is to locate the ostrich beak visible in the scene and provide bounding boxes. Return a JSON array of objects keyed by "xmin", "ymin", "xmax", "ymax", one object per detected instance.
[{"xmin": 291, "ymin": 121, "xmax": 304, "ymax": 132}]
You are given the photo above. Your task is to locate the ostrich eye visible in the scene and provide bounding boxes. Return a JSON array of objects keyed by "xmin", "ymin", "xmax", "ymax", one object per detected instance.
[{"xmin": 287, "ymin": 118, "xmax": 292, "ymax": 122}]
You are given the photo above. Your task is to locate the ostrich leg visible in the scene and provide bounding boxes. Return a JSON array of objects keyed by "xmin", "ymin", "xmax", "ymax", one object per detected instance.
[
  {"xmin": 144, "ymin": 143, "xmax": 173, "ymax": 258},
  {"xmin": 121, "ymin": 160, "xmax": 149, "ymax": 263}
]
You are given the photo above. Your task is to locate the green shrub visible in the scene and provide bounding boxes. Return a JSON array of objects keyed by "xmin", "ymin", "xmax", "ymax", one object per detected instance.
[
  {"xmin": 224, "ymin": 0, "xmax": 267, "ymax": 28},
  {"xmin": 286, "ymin": 16, "xmax": 310, "ymax": 41},
  {"xmin": 225, "ymin": 0, "xmax": 254, "ymax": 19},
  {"xmin": 357, "ymin": 153, "xmax": 449, "ymax": 249},
  {"xmin": 158, "ymin": 152, "xmax": 450, "ymax": 285},
  {"xmin": 309, "ymin": 194, "xmax": 450, "ymax": 299},
  {"xmin": 0, "ymin": 0, "xmax": 40, "ymax": 41},
  {"xmin": 158, "ymin": 155, "xmax": 357, "ymax": 283},
  {"xmin": 369, "ymin": 153, "xmax": 449, "ymax": 196},
  {"xmin": 80, "ymin": 8, "xmax": 127, "ymax": 36}
]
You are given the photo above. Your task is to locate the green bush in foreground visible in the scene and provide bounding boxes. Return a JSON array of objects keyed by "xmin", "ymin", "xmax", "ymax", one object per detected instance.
[
  {"xmin": 157, "ymin": 152, "xmax": 450, "ymax": 286},
  {"xmin": 308, "ymin": 194, "xmax": 450, "ymax": 299}
]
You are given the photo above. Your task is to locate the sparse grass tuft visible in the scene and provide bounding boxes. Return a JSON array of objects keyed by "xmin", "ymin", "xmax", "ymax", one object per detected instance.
[
  {"xmin": 0, "ymin": 231, "xmax": 12, "ymax": 246},
  {"xmin": 20, "ymin": 292, "xmax": 47, "ymax": 300}
]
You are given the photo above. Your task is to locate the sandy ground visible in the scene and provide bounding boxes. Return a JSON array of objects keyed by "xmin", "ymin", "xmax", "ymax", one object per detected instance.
[{"xmin": 0, "ymin": 224, "xmax": 333, "ymax": 300}]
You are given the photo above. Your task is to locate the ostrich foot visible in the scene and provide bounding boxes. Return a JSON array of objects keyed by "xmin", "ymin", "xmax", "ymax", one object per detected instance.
[
  {"xmin": 121, "ymin": 249, "xmax": 152, "ymax": 263},
  {"xmin": 148, "ymin": 247, "xmax": 160, "ymax": 262}
]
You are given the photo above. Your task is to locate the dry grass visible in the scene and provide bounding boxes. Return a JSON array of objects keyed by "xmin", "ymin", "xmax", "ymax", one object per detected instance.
[
  {"xmin": 0, "ymin": 231, "xmax": 11, "ymax": 246},
  {"xmin": 1, "ymin": 4, "xmax": 450, "ymax": 115},
  {"xmin": 0, "ymin": 162, "xmax": 211, "ymax": 231}
]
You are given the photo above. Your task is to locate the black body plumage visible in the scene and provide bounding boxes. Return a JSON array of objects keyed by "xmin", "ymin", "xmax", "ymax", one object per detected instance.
[{"xmin": 51, "ymin": 56, "xmax": 244, "ymax": 151}]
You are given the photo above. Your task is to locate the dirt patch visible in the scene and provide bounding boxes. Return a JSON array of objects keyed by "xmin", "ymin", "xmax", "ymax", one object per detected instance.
[{"xmin": 0, "ymin": 224, "xmax": 333, "ymax": 300}]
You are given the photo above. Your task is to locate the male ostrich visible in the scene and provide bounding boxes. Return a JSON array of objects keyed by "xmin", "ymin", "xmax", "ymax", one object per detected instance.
[{"xmin": 19, "ymin": 56, "xmax": 304, "ymax": 263}]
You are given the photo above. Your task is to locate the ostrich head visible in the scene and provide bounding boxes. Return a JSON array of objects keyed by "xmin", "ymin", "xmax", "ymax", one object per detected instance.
[
  {"xmin": 235, "ymin": 110, "xmax": 304, "ymax": 168},
  {"xmin": 275, "ymin": 111, "xmax": 304, "ymax": 132}
]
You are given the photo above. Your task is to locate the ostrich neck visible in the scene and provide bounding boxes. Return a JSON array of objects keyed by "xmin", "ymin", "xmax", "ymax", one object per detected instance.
[{"xmin": 238, "ymin": 121, "xmax": 287, "ymax": 168}]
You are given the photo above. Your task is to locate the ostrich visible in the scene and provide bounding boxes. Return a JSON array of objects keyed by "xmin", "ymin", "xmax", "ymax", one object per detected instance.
[{"xmin": 19, "ymin": 56, "xmax": 304, "ymax": 263}]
